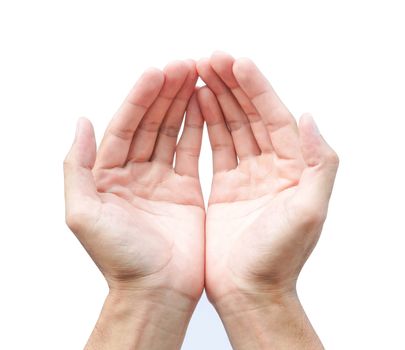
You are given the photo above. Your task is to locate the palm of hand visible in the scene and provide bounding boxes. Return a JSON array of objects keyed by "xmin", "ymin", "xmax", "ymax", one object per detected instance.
[
  {"xmin": 206, "ymin": 154, "xmax": 314, "ymax": 299},
  {"xmin": 87, "ymin": 163, "xmax": 204, "ymax": 294}
]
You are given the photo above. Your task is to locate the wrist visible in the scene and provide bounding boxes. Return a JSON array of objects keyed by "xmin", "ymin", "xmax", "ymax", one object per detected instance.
[
  {"xmin": 107, "ymin": 285, "xmax": 200, "ymax": 314},
  {"xmin": 85, "ymin": 288, "xmax": 198, "ymax": 350},
  {"xmin": 212, "ymin": 289, "xmax": 323, "ymax": 350},
  {"xmin": 212, "ymin": 287, "xmax": 299, "ymax": 321}
]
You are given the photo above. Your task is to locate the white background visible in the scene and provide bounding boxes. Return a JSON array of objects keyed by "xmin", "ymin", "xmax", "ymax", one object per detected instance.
[{"xmin": 0, "ymin": 0, "xmax": 404, "ymax": 349}]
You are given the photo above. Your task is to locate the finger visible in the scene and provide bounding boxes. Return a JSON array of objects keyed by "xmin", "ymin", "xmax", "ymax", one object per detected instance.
[
  {"xmin": 197, "ymin": 58, "xmax": 260, "ymax": 160},
  {"xmin": 293, "ymin": 114, "xmax": 339, "ymax": 219},
  {"xmin": 233, "ymin": 58, "xmax": 301, "ymax": 160},
  {"xmin": 197, "ymin": 86, "xmax": 238, "ymax": 173},
  {"xmin": 174, "ymin": 92, "xmax": 204, "ymax": 178},
  {"xmin": 151, "ymin": 60, "xmax": 198, "ymax": 165},
  {"xmin": 127, "ymin": 61, "xmax": 190, "ymax": 163},
  {"xmin": 210, "ymin": 51, "xmax": 273, "ymax": 153},
  {"xmin": 64, "ymin": 118, "xmax": 99, "ymax": 232},
  {"xmin": 95, "ymin": 68, "xmax": 164, "ymax": 169}
]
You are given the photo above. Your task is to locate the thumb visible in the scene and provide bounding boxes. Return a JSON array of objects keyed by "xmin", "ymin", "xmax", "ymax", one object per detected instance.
[
  {"xmin": 63, "ymin": 118, "xmax": 99, "ymax": 231},
  {"xmin": 293, "ymin": 114, "xmax": 339, "ymax": 219}
]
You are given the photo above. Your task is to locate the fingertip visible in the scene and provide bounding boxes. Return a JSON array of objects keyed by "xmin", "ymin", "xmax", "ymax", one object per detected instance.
[
  {"xmin": 161, "ymin": 61, "xmax": 190, "ymax": 94},
  {"xmin": 75, "ymin": 116, "xmax": 93, "ymax": 140},
  {"xmin": 299, "ymin": 113, "xmax": 339, "ymax": 169},
  {"xmin": 211, "ymin": 50, "xmax": 234, "ymax": 61},
  {"xmin": 185, "ymin": 59, "xmax": 198, "ymax": 80},
  {"xmin": 75, "ymin": 117, "xmax": 96, "ymax": 168},
  {"xmin": 196, "ymin": 58, "xmax": 210, "ymax": 74},
  {"xmin": 210, "ymin": 52, "xmax": 238, "ymax": 88},
  {"xmin": 75, "ymin": 117, "xmax": 84, "ymax": 139},
  {"xmin": 299, "ymin": 113, "xmax": 320, "ymax": 165},
  {"xmin": 185, "ymin": 58, "xmax": 197, "ymax": 67},
  {"xmin": 134, "ymin": 68, "xmax": 165, "ymax": 100},
  {"xmin": 212, "ymin": 50, "xmax": 228, "ymax": 56},
  {"xmin": 233, "ymin": 57, "xmax": 254, "ymax": 69},
  {"xmin": 144, "ymin": 66, "xmax": 163, "ymax": 75},
  {"xmin": 299, "ymin": 113, "xmax": 320, "ymax": 135},
  {"xmin": 142, "ymin": 67, "xmax": 165, "ymax": 84},
  {"xmin": 66, "ymin": 118, "xmax": 83, "ymax": 162},
  {"xmin": 232, "ymin": 57, "xmax": 256, "ymax": 81},
  {"xmin": 164, "ymin": 60, "xmax": 189, "ymax": 76},
  {"xmin": 211, "ymin": 51, "xmax": 234, "ymax": 63}
]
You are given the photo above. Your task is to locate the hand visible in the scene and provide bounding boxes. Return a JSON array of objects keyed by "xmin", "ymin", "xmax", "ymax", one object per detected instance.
[
  {"xmin": 64, "ymin": 60, "xmax": 204, "ymax": 349},
  {"xmin": 197, "ymin": 52, "xmax": 338, "ymax": 349}
]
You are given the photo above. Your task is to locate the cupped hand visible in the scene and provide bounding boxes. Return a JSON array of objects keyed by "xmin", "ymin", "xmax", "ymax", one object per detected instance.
[
  {"xmin": 64, "ymin": 60, "xmax": 205, "ymax": 301},
  {"xmin": 197, "ymin": 52, "xmax": 339, "ymax": 303}
]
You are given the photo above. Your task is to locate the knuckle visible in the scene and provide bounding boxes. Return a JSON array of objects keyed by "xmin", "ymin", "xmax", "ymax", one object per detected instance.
[
  {"xmin": 185, "ymin": 122, "xmax": 203, "ymax": 130},
  {"xmin": 226, "ymin": 119, "xmax": 248, "ymax": 132},
  {"xmin": 108, "ymin": 126, "xmax": 133, "ymax": 141},
  {"xmin": 138, "ymin": 120, "xmax": 160, "ymax": 133},
  {"xmin": 159, "ymin": 124, "xmax": 180, "ymax": 138},
  {"xmin": 176, "ymin": 145, "xmax": 200, "ymax": 158},
  {"xmin": 211, "ymin": 142, "xmax": 231, "ymax": 152}
]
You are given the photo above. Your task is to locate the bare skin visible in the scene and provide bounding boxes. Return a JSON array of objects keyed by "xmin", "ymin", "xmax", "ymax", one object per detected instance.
[
  {"xmin": 64, "ymin": 60, "xmax": 205, "ymax": 349},
  {"xmin": 197, "ymin": 52, "xmax": 339, "ymax": 349},
  {"xmin": 64, "ymin": 53, "xmax": 339, "ymax": 349}
]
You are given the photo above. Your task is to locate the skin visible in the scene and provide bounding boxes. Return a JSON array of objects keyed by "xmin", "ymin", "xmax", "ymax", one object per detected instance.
[
  {"xmin": 197, "ymin": 52, "xmax": 339, "ymax": 349},
  {"xmin": 64, "ymin": 60, "xmax": 205, "ymax": 349},
  {"xmin": 64, "ymin": 53, "xmax": 339, "ymax": 349}
]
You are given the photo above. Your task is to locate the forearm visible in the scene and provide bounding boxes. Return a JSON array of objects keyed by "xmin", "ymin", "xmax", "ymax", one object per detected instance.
[
  {"xmin": 214, "ymin": 290, "xmax": 323, "ymax": 350},
  {"xmin": 85, "ymin": 288, "xmax": 197, "ymax": 350}
]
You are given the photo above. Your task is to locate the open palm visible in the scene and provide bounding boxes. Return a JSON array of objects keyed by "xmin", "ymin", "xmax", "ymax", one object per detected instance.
[
  {"xmin": 197, "ymin": 53, "xmax": 339, "ymax": 302},
  {"xmin": 64, "ymin": 61, "xmax": 205, "ymax": 300}
]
